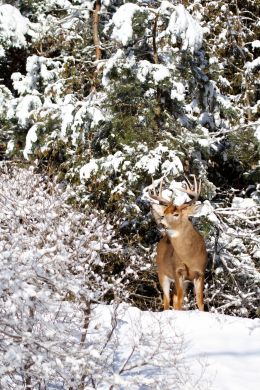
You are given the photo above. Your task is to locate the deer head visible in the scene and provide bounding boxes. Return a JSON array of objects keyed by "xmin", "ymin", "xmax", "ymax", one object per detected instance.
[{"xmin": 149, "ymin": 175, "xmax": 202, "ymax": 229}]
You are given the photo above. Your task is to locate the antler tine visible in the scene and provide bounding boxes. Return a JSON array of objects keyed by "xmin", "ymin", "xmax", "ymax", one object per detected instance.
[
  {"xmin": 184, "ymin": 174, "xmax": 193, "ymax": 189},
  {"xmin": 190, "ymin": 174, "xmax": 198, "ymax": 196},
  {"xmin": 159, "ymin": 178, "xmax": 163, "ymax": 197},
  {"xmin": 197, "ymin": 177, "xmax": 202, "ymax": 197},
  {"xmin": 148, "ymin": 178, "xmax": 171, "ymax": 206},
  {"xmin": 152, "ymin": 178, "xmax": 156, "ymax": 196},
  {"xmin": 192, "ymin": 175, "xmax": 202, "ymax": 199},
  {"xmin": 179, "ymin": 175, "xmax": 201, "ymax": 202}
]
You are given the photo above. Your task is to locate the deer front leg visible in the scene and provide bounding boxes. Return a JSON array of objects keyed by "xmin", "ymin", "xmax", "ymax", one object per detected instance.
[
  {"xmin": 194, "ymin": 274, "xmax": 204, "ymax": 311},
  {"xmin": 160, "ymin": 275, "xmax": 171, "ymax": 310},
  {"xmin": 173, "ymin": 270, "xmax": 186, "ymax": 310}
]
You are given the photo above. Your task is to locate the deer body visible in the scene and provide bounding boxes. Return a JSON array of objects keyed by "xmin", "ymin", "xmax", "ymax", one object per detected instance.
[{"xmin": 149, "ymin": 177, "xmax": 207, "ymax": 311}]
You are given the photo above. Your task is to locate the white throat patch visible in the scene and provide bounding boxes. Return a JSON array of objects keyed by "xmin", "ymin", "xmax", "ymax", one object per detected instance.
[{"xmin": 167, "ymin": 229, "xmax": 179, "ymax": 238}]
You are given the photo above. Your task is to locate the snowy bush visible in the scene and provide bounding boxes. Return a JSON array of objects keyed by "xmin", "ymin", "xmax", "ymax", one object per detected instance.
[
  {"xmin": 0, "ymin": 164, "xmax": 128, "ymax": 387},
  {"xmin": 208, "ymin": 196, "xmax": 260, "ymax": 317}
]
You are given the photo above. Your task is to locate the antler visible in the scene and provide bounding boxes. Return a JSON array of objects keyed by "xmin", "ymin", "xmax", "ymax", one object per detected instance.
[
  {"xmin": 178, "ymin": 175, "xmax": 201, "ymax": 203},
  {"xmin": 147, "ymin": 175, "xmax": 201, "ymax": 206},
  {"xmin": 148, "ymin": 179, "xmax": 172, "ymax": 206}
]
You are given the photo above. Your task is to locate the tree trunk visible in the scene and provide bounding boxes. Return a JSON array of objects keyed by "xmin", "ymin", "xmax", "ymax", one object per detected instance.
[
  {"xmin": 93, "ymin": 0, "xmax": 102, "ymax": 61},
  {"xmin": 152, "ymin": 14, "xmax": 159, "ymax": 64}
]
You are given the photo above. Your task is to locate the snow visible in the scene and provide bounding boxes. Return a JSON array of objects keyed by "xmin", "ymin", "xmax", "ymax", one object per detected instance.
[
  {"xmin": 232, "ymin": 197, "xmax": 258, "ymax": 215},
  {"xmin": 87, "ymin": 104, "xmax": 105, "ymax": 126},
  {"xmin": 79, "ymin": 145, "xmax": 183, "ymax": 193},
  {"xmin": 171, "ymin": 80, "xmax": 186, "ymax": 101},
  {"xmin": 219, "ymin": 75, "xmax": 230, "ymax": 87},
  {"xmin": 80, "ymin": 151, "xmax": 126, "ymax": 183},
  {"xmin": 23, "ymin": 124, "xmax": 39, "ymax": 159},
  {"xmin": 12, "ymin": 55, "xmax": 61, "ymax": 95},
  {"xmin": 159, "ymin": 1, "xmax": 174, "ymax": 15},
  {"xmin": 102, "ymin": 151, "xmax": 124, "ymax": 172},
  {"xmin": 0, "ymin": 4, "xmax": 38, "ymax": 49},
  {"xmin": 70, "ymin": 92, "xmax": 105, "ymax": 145},
  {"xmin": 251, "ymin": 40, "xmax": 260, "ymax": 49},
  {"xmin": 46, "ymin": 0, "xmax": 72, "ymax": 9},
  {"xmin": 255, "ymin": 126, "xmax": 260, "ymax": 141},
  {"xmin": 0, "ymin": 44, "xmax": 5, "ymax": 57},
  {"xmin": 60, "ymin": 94, "xmax": 75, "ymax": 140},
  {"xmin": 245, "ymin": 57, "xmax": 260, "ymax": 72},
  {"xmin": 136, "ymin": 145, "xmax": 183, "ymax": 176},
  {"xmin": 137, "ymin": 60, "xmax": 171, "ymax": 84},
  {"xmin": 90, "ymin": 304, "xmax": 260, "ymax": 390},
  {"xmin": 7, "ymin": 94, "xmax": 42, "ymax": 127},
  {"xmin": 80, "ymin": 159, "xmax": 99, "ymax": 181},
  {"xmin": 153, "ymin": 65, "xmax": 171, "ymax": 82},
  {"xmin": 167, "ymin": 4, "xmax": 203, "ymax": 52},
  {"xmin": 0, "ymin": 86, "xmax": 12, "ymax": 115},
  {"xmin": 102, "ymin": 49, "xmax": 125, "ymax": 86},
  {"xmin": 111, "ymin": 3, "xmax": 141, "ymax": 46}
]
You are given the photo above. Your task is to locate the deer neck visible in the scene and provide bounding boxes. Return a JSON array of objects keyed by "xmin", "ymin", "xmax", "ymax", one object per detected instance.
[{"xmin": 166, "ymin": 219, "xmax": 195, "ymax": 240}]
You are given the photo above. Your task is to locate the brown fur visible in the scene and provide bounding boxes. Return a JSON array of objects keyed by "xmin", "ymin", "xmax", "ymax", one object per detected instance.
[{"xmin": 155, "ymin": 203, "xmax": 207, "ymax": 311}]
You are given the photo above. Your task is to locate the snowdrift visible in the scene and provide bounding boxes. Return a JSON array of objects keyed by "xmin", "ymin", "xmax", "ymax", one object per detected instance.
[{"xmin": 89, "ymin": 304, "xmax": 260, "ymax": 389}]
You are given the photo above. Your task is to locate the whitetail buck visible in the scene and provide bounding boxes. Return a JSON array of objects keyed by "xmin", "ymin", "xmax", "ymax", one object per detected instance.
[{"xmin": 148, "ymin": 176, "xmax": 207, "ymax": 311}]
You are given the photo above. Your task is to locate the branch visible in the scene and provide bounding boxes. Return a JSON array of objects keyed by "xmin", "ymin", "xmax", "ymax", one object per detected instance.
[{"xmin": 118, "ymin": 346, "xmax": 136, "ymax": 374}]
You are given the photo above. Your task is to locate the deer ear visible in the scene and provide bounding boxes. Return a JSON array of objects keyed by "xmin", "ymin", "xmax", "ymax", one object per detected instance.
[
  {"xmin": 164, "ymin": 204, "xmax": 176, "ymax": 215},
  {"xmin": 151, "ymin": 204, "xmax": 167, "ymax": 224}
]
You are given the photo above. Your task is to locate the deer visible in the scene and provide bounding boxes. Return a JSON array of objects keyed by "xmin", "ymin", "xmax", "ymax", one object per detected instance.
[{"xmin": 148, "ymin": 176, "xmax": 207, "ymax": 311}]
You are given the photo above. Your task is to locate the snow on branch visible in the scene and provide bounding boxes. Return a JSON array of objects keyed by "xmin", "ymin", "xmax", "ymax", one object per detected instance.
[
  {"xmin": 167, "ymin": 4, "xmax": 203, "ymax": 53},
  {"xmin": 111, "ymin": 3, "xmax": 141, "ymax": 46},
  {"xmin": 0, "ymin": 4, "xmax": 39, "ymax": 52}
]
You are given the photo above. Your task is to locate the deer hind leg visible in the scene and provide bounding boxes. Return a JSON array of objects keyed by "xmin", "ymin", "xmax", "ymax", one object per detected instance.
[
  {"xmin": 173, "ymin": 268, "xmax": 186, "ymax": 310},
  {"xmin": 194, "ymin": 273, "xmax": 204, "ymax": 311},
  {"xmin": 160, "ymin": 275, "xmax": 171, "ymax": 310}
]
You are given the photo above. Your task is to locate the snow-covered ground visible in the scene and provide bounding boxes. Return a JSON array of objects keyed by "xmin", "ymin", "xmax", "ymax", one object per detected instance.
[{"xmin": 89, "ymin": 304, "xmax": 260, "ymax": 390}]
